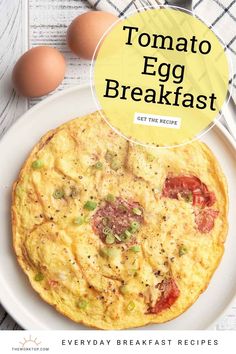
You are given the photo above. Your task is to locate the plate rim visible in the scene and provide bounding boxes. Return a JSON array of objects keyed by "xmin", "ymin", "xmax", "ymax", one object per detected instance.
[
  {"xmin": 204, "ymin": 120, "xmax": 236, "ymax": 329},
  {"xmin": 0, "ymin": 84, "xmax": 235, "ymax": 330}
]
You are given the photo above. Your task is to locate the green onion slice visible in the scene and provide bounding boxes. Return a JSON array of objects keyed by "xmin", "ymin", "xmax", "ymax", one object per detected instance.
[
  {"xmin": 34, "ymin": 273, "xmax": 44, "ymax": 282},
  {"xmin": 84, "ymin": 200, "xmax": 97, "ymax": 211},
  {"xmin": 105, "ymin": 193, "xmax": 115, "ymax": 202},
  {"xmin": 132, "ymin": 207, "xmax": 142, "ymax": 216},
  {"xmin": 130, "ymin": 245, "xmax": 141, "ymax": 253},
  {"xmin": 127, "ymin": 301, "xmax": 135, "ymax": 311},
  {"xmin": 53, "ymin": 189, "xmax": 64, "ymax": 199},
  {"xmin": 99, "ymin": 247, "xmax": 119, "ymax": 258},
  {"xmin": 105, "ymin": 234, "xmax": 115, "ymax": 245},
  {"xmin": 120, "ymin": 230, "xmax": 132, "ymax": 242},
  {"xmin": 77, "ymin": 299, "xmax": 88, "ymax": 309},
  {"xmin": 114, "ymin": 234, "xmax": 121, "ymax": 241},
  {"xmin": 146, "ymin": 153, "xmax": 155, "ymax": 162},
  {"xmin": 32, "ymin": 159, "xmax": 43, "ymax": 170},
  {"xmin": 179, "ymin": 245, "xmax": 188, "ymax": 257},
  {"xmin": 94, "ymin": 161, "xmax": 103, "ymax": 170},
  {"xmin": 103, "ymin": 227, "xmax": 112, "ymax": 235},
  {"xmin": 129, "ymin": 221, "xmax": 140, "ymax": 233},
  {"xmin": 73, "ymin": 216, "xmax": 84, "ymax": 225}
]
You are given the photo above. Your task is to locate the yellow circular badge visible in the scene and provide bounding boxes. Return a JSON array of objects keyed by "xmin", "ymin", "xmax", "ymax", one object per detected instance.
[{"xmin": 92, "ymin": 7, "xmax": 230, "ymax": 147}]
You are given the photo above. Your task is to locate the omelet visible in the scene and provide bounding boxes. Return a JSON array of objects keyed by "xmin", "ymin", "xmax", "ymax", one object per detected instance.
[{"xmin": 12, "ymin": 111, "xmax": 228, "ymax": 329}]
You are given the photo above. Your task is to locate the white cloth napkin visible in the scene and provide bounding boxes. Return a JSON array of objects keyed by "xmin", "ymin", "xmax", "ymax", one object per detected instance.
[{"xmin": 87, "ymin": 0, "xmax": 236, "ymax": 102}]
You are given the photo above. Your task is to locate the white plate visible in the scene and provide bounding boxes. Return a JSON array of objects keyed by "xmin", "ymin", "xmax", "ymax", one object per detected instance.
[{"xmin": 0, "ymin": 84, "xmax": 236, "ymax": 330}]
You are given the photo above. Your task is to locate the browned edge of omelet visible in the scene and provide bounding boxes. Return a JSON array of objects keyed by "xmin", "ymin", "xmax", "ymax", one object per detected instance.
[{"xmin": 11, "ymin": 113, "xmax": 229, "ymax": 330}]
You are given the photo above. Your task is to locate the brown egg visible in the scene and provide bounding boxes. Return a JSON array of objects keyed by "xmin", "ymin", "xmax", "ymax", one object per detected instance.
[
  {"xmin": 12, "ymin": 46, "xmax": 66, "ymax": 97},
  {"xmin": 67, "ymin": 11, "xmax": 118, "ymax": 60}
]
